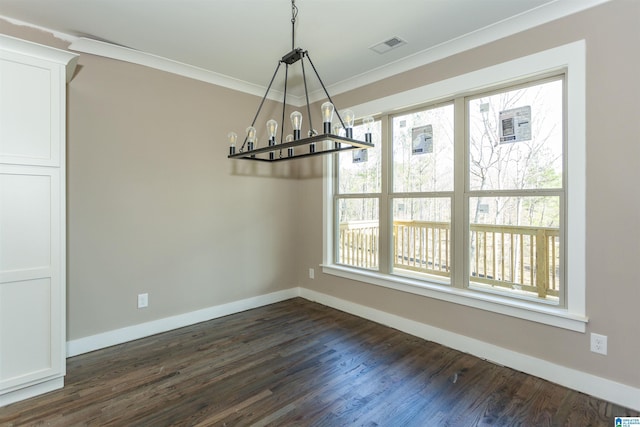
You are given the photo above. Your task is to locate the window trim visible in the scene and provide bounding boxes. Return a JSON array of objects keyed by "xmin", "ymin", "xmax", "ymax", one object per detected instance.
[{"xmin": 322, "ymin": 40, "xmax": 587, "ymax": 332}]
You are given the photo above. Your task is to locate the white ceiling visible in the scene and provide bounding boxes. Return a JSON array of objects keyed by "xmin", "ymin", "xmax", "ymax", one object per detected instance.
[{"xmin": 0, "ymin": 0, "xmax": 606, "ymax": 99}]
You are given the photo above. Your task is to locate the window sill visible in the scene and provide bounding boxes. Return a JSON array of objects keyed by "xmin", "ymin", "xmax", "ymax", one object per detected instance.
[{"xmin": 321, "ymin": 264, "xmax": 588, "ymax": 332}]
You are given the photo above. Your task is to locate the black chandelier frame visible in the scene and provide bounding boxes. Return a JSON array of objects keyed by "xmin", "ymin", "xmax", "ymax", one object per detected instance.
[{"xmin": 227, "ymin": 0, "xmax": 374, "ymax": 162}]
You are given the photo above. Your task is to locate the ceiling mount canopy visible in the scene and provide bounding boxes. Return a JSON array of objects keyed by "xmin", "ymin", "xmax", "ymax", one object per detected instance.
[{"xmin": 227, "ymin": 0, "xmax": 374, "ymax": 162}]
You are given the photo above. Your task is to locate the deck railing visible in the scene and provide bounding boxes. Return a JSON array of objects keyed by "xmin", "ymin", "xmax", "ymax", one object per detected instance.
[
  {"xmin": 339, "ymin": 220, "xmax": 560, "ymax": 298},
  {"xmin": 339, "ymin": 221, "xmax": 379, "ymax": 269},
  {"xmin": 393, "ymin": 221, "xmax": 451, "ymax": 277}
]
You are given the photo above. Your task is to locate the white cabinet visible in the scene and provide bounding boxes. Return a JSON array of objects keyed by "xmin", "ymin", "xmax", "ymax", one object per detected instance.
[{"xmin": 0, "ymin": 35, "xmax": 78, "ymax": 406}]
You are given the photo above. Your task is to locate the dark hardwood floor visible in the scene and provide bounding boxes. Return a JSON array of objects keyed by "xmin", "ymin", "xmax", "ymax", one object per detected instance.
[{"xmin": 1, "ymin": 298, "xmax": 637, "ymax": 426}]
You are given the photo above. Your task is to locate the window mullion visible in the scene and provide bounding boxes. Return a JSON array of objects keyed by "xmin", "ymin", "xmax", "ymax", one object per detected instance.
[
  {"xmin": 378, "ymin": 114, "xmax": 391, "ymax": 274},
  {"xmin": 453, "ymin": 97, "xmax": 466, "ymax": 289}
]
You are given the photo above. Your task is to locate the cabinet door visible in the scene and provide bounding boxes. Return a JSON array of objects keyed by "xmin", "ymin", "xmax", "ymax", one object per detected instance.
[
  {"xmin": 0, "ymin": 165, "xmax": 64, "ymax": 392},
  {"xmin": 0, "ymin": 51, "xmax": 63, "ymax": 167}
]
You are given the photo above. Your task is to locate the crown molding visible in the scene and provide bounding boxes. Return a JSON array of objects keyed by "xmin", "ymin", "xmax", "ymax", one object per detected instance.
[
  {"xmin": 0, "ymin": 33, "xmax": 79, "ymax": 82},
  {"xmin": 67, "ymin": 37, "xmax": 289, "ymax": 102}
]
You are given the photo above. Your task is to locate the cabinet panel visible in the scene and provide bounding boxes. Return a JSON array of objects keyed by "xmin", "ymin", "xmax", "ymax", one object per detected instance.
[
  {"xmin": 0, "ymin": 52, "xmax": 61, "ymax": 166},
  {"xmin": 0, "ymin": 278, "xmax": 54, "ymax": 389},
  {"xmin": 0, "ymin": 171, "xmax": 52, "ymax": 272}
]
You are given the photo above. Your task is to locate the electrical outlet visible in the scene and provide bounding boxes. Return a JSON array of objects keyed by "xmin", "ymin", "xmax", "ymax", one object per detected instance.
[
  {"xmin": 590, "ymin": 333, "xmax": 607, "ymax": 355},
  {"xmin": 309, "ymin": 268, "xmax": 315, "ymax": 279},
  {"xmin": 137, "ymin": 293, "xmax": 149, "ymax": 309}
]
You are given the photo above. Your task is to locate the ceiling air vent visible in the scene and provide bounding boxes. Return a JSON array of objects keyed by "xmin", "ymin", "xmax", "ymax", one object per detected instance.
[{"xmin": 370, "ymin": 36, "xmax": 407, "ymax": 54}]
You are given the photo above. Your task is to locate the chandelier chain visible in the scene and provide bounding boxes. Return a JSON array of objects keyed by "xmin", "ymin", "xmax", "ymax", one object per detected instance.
[{"xmin": 291, "ymin": 0, "xmax": 298, "ymax": 50}]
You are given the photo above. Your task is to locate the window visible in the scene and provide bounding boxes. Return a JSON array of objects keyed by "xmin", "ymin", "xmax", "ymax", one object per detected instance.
[
  {"xmin": 335, "ymin": 77, "xmax": 564, "ymax": 302},
  {"xmin": 336, "ymin": 120, "xmax": 382, "ymax": 270},
  {"xmin": 324, "ymin": 42, "xmax": 586, "ymax": 332},
  {"xmin": 391, "ymin": 104, "xmax": 454, "ymax": 282},
  {"xmin": 466, "ymin": 78, "xmax": 564, "ymax": 304}
]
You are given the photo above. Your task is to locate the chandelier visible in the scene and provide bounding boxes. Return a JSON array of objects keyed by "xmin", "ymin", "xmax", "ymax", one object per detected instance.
[{"xmin": 227, "ymin": 0, "xmax": 374, "ymax": 162}]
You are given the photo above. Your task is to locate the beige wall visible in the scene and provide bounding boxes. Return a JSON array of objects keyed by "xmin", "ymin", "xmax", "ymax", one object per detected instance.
[
  {"xmin": 2, "ymin": 0, "xmax": 639, "ymax": 391},
  {"xmin": 297, "ymin": 0, "xmax": 640, "ymax": 389},
  {"xmin": 1, "ymin": 22, "xmax": 300, "ymax": 340}
]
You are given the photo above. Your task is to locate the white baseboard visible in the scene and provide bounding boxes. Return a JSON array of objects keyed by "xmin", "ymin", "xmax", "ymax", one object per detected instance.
[
  {"xmin": 298, "ymin": 288, "xmax": 640, "ymax": 412},
  {"xmin": 65, "ymin": 286, "xmax": 639, "ymax": 411},
  {"xmin": 66, "ymin": 288, "xmax": 299, "ymax": 357},
  {"xmin": 0, "ymin": 377, "xmax": 63, "ymax": 407}
]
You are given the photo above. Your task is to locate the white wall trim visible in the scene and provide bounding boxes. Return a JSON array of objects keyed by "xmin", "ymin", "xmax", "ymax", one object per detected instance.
[
  {"xmin": 0, "ymin": 377, "xmax": 63, "ymax": 408},
  {"xmin": 66, "ymin": 288, "xmax": 299, "ymax": 357},
  {"xmin": 0, "ymin": 34, "xmax": 78, "ymax": 82},
  {"xmin": 299, "ymin": 288, "xmax": 640, "ymax": 412},
  {"xmin": 66, "ymin": 37, "xmax": 292, "ymax": 102},
  {"xmin": 321, "ymin": 264, "xmax": 587, "ymax": 332}
]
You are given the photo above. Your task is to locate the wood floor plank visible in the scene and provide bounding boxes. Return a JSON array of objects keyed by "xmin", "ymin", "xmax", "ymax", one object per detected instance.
[{"xmin": 1, "ymin": 298, "xmax": 637, "ymax": 426}]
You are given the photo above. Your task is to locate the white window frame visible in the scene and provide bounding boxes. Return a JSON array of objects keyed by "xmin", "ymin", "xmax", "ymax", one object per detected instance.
[{"xmin": 322, "ymin": 41, "xmax": 587, "ymax": 332}]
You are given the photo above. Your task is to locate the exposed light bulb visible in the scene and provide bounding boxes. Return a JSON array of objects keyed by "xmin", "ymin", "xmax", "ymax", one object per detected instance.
[
  {"xmin": 286, "ymin": 134, "xmax": 294, "ymax": 157},
  {"xmin": 228, "ymin": 131, "xmax": 237, "ymax": 155},
  {"xmin": 342, "ymin": 109, "xmax": 355, "ymax": 138},
  {"xmin": 246, "ymin": 126, "xmax": 257, "ymax": 158},
  {"xmin": 362, "ymin": 116, "xmax": 374, "ymax": 131},
  {"xmin": 332, "ymin": 124, "xmax": 343, "ymax": 149},
  {"xmin": 246, "ymin": 126, "xmax": 257, "ymax": 143},
  {"xmin": 266, "ymin": 120, "xmax": 278, "ymax": 160},
  {"xmin": 321, "ymin": 102, "xmax": 334, "ymax": 134},
  {"xmin": 290, "ymin": 111, "xmax": 303, "ymax": 140},
  {"xmin": 266, "ymin": 120, "xmax": 278, "ymax": 144},
  {"xmin": 362, "ymin": 116, "xmax": 374, "ymax": 143}
]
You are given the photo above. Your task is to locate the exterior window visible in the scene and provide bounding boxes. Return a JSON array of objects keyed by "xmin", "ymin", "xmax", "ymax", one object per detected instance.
[
  {"xmin": 391, "ymin": 103, "xmax": 454, "ymax": 282},
  {"xmin": 466, "ymin": 78, "xmax": 564, "ymax": 304},
  {"xmin": 324, "ymin": 42, "xmax": 586, "ymax": 331},
  {"xmin": 334, "ymin": 76, "xmax": 565, "ymax": 304},
  {"xmin": 336, "ymin": 120, "xmax": 382, "ymax": 270}
]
